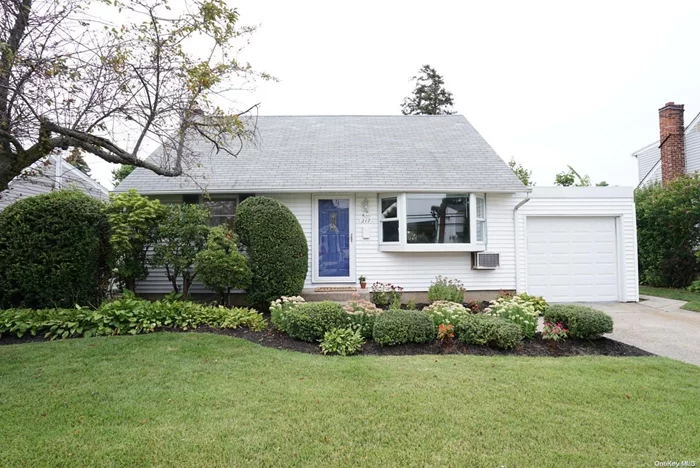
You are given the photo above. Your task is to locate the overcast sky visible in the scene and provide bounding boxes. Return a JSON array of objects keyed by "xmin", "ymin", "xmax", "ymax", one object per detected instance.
[{"xmin": 88, "ymin": 0, "xmax": 700, "ymax": 189}]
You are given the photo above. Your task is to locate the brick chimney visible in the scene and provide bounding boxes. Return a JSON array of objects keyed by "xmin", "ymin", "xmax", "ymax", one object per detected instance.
[{"xmin": 659, "ymin": 102, "xmax": 686, "ymax": 184}]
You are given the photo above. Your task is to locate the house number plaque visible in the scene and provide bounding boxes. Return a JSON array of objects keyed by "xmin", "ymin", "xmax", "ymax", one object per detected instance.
[{"xmin": 360, "ymin": 197, "xmax": 371, "ymax": 224}]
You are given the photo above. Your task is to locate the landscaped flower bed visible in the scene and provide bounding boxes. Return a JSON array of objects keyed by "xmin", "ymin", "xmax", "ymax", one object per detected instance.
[
  {"xmin": 0, "ymin": 277, "xmax": 649, "ymax": 359},
  {"xmin": 252, "ymin": 284, "xmax": 650, "ymax": 358}
]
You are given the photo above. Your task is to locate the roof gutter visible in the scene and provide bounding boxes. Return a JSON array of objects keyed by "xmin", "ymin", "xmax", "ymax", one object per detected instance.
[
  {"xmin": 512, "ymin": 193, "xmax": 531, "ymax": 294},
  {"xmin": 113, "ymin": 187, "xmax": 534, "ymax": 195}
]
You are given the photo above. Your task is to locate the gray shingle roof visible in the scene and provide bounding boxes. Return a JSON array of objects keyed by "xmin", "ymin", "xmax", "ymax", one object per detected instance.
[{"xmin": 115, "ymin": 115, "xmax": 527, "ymax": 193}]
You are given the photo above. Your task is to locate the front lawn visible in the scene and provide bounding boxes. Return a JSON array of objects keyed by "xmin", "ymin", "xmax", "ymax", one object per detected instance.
[
  {"xmin": 639, "ymin": 285, "xmax": 700, "ymax": 302},
  {"xmin": 1, "ymin": 334, "xmax": 698, "ymax": 467}
]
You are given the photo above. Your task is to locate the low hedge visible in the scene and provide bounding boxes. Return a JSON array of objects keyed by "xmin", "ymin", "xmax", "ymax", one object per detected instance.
[
  {"xmin": 543, "ymin": 305, "xmax": 613, "ymax": 339},
  {"xmin": 372, "ymin": 309, "xmax": 436, "ymax": 346},
  {"xmin": 0, "ymin": 295, "xmax": 266, "ymax": 340},
  {"xmin": 284, "ymin": 301, "xmax": 347, "ymax": 342},
  {"xmin": 456, "ymin": 315, "xmax": 522, "ymax": 349}
]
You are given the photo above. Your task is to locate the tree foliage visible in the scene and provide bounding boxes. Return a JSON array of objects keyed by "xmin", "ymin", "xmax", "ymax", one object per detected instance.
[
  {"xmin": 0, "ymin": 189, "xmax": 109, "ymax": 308},
  {"xmin": 554, "ymin": 165, "xmax": 591, "ymax": 187},
  {"xmin": 106, "ymin": 189, "xmax": 166, "ymax": 292},
  {"xmin": 65, "ymin": 148, "xmax": 91, "ymax": 176},
  {"xmin": 151, "ymin": 203, "xmax": 210, "ymax": 298},
  {"xmin": 401, "ymin": 65, "xmax": 456, "ymax": 115},
  {"xmin": 111, "ymin": 165, "xmax": 135, "ymax": 187},
  {"xmin": 195, "ymin": 226, "xmax": 252, "ymax": 305},
  {"xmin": 636, "ymin": 175, "xmax": 700, "ymax": 288},
  {"xmin": 234, "ymin": 196, "xmax": 308, "ymax": 307},
  {"xmin": 0, "ymin": 0, "xmax": 273, "ymax": 192},
  {"xmin": 508, "ymin": 158, "xmax": 534, "ymax": 186}
]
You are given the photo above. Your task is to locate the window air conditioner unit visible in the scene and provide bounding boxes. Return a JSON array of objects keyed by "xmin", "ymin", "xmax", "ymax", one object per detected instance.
[{"xmin": 472, "ymin": 252, "xmax": 499, "ymax": 270}]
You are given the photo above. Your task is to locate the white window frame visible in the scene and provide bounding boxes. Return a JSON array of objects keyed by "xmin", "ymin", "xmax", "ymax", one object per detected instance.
[
  {"xmin": 475, "ymin": 195, "xmax": 486, "ymax": 243},
  {"xmin": 203, "ymin": 195, "xmax": 239, "ymax": 227},
  {"xmin": 378, "ymin": 193, "xmax": 401, "ymax": 244},
  {"xmin": 379, "ymin": 192, "xmax": 487, "ymax": 252}
]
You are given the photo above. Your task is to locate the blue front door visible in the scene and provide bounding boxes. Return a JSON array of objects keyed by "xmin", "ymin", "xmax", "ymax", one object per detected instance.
[{"xmin": 318, "ymin": 198, "xmax": 350, "ymax": 278}]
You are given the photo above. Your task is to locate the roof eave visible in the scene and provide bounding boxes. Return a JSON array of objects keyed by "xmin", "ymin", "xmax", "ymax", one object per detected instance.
[{"xmin": 113, "ymin": 186, "xmax": 532, "ymax": 195}]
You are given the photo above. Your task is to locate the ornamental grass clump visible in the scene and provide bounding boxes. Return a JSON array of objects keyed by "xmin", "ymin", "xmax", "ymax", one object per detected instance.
[
  {"xmin": 422, "ymin": 301, "xmax": 470, "ymax": 327},
  {"xmin": 485, "ymin": 296, "xmax": 538, "ymax": 338},
  {"xmin": 427, "ymin": 276, "xmax": 465, "ymax": 303}
]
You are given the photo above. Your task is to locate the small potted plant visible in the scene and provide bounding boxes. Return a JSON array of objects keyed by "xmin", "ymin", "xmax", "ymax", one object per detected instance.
[{"xmin": 359, "ymin": 275, "xmax": 367, "ymax": 289}]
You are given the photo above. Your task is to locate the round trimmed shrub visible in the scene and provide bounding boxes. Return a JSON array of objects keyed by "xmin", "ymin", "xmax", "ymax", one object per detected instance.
[
  {"xmin": 234, "ymin": 197, "xmax": 308, "ymax": 307},
  {"xmin": 0, "ymin": 189, "xmax": 109, "ymax": 308},
  {"xmin": 456, "ymin": 315, "xmax": 522, "ymax": 349},
  {"xmin": 285, "ymin": 301, "xmax": 347, "ymax": 342},
  {"xmin": 372, "ymin": 309, "xmax": 436, "ymax": 346},
  {"xmin": 543, "ymin": 305, "xmax": 613, "ymax": 339}
]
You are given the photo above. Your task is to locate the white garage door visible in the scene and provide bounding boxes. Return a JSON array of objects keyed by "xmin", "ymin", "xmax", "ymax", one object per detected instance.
[{"xmin": 526, "ymin": 217, "xmax": 619, "ymax": 302}]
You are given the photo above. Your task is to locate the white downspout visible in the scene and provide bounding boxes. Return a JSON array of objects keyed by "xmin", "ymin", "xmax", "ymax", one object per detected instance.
[{"xmin": 513, "ymin": 193, "xmax": 531, "ymax": 294}]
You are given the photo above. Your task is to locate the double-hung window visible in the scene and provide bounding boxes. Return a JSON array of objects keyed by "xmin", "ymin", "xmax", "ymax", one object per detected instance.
[
  {"xmin": 380, "ymin": 196, "xmax": 399, "ymax": 242},
  {"xmin": 204, "ymin": 198, "xmax": 238, "ymax": 228}
]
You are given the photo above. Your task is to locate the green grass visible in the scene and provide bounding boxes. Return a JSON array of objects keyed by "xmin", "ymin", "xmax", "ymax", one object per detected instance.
[
  {"xmin": 1, "ymin": 333, "xmax": 699, "ymax": 467},
  {"xmin": 639, "ymin": 285, "xmax": 700, "ymax": 302},
  {"xmin": 681, "ymin": 301, "xmax": 700, "ymax": 312}
]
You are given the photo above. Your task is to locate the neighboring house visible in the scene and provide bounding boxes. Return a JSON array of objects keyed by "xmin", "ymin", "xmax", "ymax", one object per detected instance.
[
  {"xmin": 116, "ymin": 115, "xmax": 639, "ymax": 303},
  {"xmin": 0, "ymin": 155, "xmax": 109, "ymax": 210},
  {"xmin": 633, "ymin": 102, "xmax": 700, "ymax": 187}
]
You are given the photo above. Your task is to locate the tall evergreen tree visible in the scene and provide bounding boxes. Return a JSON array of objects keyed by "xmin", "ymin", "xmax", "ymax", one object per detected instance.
[
  {"xmin": 65, "ymin": 148, "xmax": 91, "ymax": 176},
  {"xmin": 401, "ymin": 65, "xmax": 456, "ymax": 115}
]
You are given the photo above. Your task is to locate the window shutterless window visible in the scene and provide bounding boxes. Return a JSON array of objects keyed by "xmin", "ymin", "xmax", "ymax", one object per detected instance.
[
  {"xmin": 378, "ymin": 193, "xmax": 486, "ymax": 252},
  {"xmin": 476, "ymin": 196, "xmax": 486, "ymax": 242},
  {"xmin": 406, "ymin": 194, "xmax": 470, "ymax": 244},
  {"xmin": 203, "ymin": 198, "xmax": 238, "ymax": 228},
  {"xmin": 379, "ymin": 195, "xmax": 399, "ymax": 242}
]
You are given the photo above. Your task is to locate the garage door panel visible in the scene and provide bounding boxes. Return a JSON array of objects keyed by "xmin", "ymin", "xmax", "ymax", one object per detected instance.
[{"xmin": 526, "ymin": 217, "xmax": 618, "ymax": 302}]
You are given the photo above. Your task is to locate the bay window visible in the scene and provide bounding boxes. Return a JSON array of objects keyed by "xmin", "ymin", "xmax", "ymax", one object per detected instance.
[{"xmin": 379, "ymin": 193, "xmax": 486, "ymax": 251}]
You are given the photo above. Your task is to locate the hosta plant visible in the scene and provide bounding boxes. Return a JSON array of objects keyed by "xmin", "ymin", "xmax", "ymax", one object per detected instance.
[
  {"xmin": 516, "ymin": 292, "xmax": 549, "ymax": 315},
  {"xmin": 319, "ymin": 327, "xmax": 365, "ymax": 356},
  {"xmin": 422, "ymin": 301, "xmax": 470, "ymax": 327},
  {"xmin": 485, "ymin": 296, "xmax": 538, "ymax": 338}
]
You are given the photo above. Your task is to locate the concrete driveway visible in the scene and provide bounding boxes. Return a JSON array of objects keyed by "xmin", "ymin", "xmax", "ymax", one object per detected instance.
[{"xmin": 585, "ymin": 296, "xmax": 700, "ymax": 366}]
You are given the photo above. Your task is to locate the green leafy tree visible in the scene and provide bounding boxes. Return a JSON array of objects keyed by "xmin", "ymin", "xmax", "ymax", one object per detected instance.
[
  {"xmin": 554, "ymin": 165, "xmax": 591, "ymax": 187},
  {"xmin": 636, "ymin": 175, "xmax": 700, "ymax": 287},
  {"xmin": 106, "ymin": 190, "xmax": 166, "ymax": 292},
  {"xmin": 508, "ymin": 158, "xmax": 534, "ymax": 186},
  {"xmin": 0, "ymin": 0, "xmax": 274, "ymax": 192},
  {"xmin": 401, "ymin": 65, "xmax": 456, "ymax": 115},
  {"xmin": 195, "ymin": 226, "xmax": 252, "ymax": 305},
  {"xmin": 152, "ymin": 204, "xmax": 210, "ymax": 298},
  {"xmin": 112, "ymin": 165, "xmax": 135, "ymax": 187}
]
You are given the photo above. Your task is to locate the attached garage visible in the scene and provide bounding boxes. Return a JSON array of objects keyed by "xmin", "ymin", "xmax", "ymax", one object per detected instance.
[
  {"xmin": 526, "ymin": 217, "xmax": 619, "ymax": 302},
  {"xmin": 515, "ymin": 187, "xmax": 638, "ymax": 303}
]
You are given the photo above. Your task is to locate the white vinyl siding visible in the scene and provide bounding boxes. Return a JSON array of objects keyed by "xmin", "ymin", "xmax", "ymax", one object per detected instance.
[
  {"xmin": 684, "ymin": 113, "xmax": 700, "ymax": 175},
  {"xmin": 0, "ymin": 157, "xmax": 108, "ymax": 211},
  {"xmin": 635, "ymin": 144, "xmax": 661, "ymax": 187},
  {"xmin": 515, "ymin": 187, "xmax": 638, "ymax": 302}
]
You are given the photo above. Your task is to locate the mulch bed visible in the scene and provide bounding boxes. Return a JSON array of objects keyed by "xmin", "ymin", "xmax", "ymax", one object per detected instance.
[
  {"xmin": 192, "ymin": 324, "xmax": 654, "ymax": 358},
  {"xmin": 0, "ymin": 323, "xmax": 654, "ymax": 358}
]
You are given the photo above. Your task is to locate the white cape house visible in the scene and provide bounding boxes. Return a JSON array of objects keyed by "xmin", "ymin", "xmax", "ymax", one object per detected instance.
[{"xmin": 115, "ymin": 115, "xmax": 638, "ymax": 303}]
